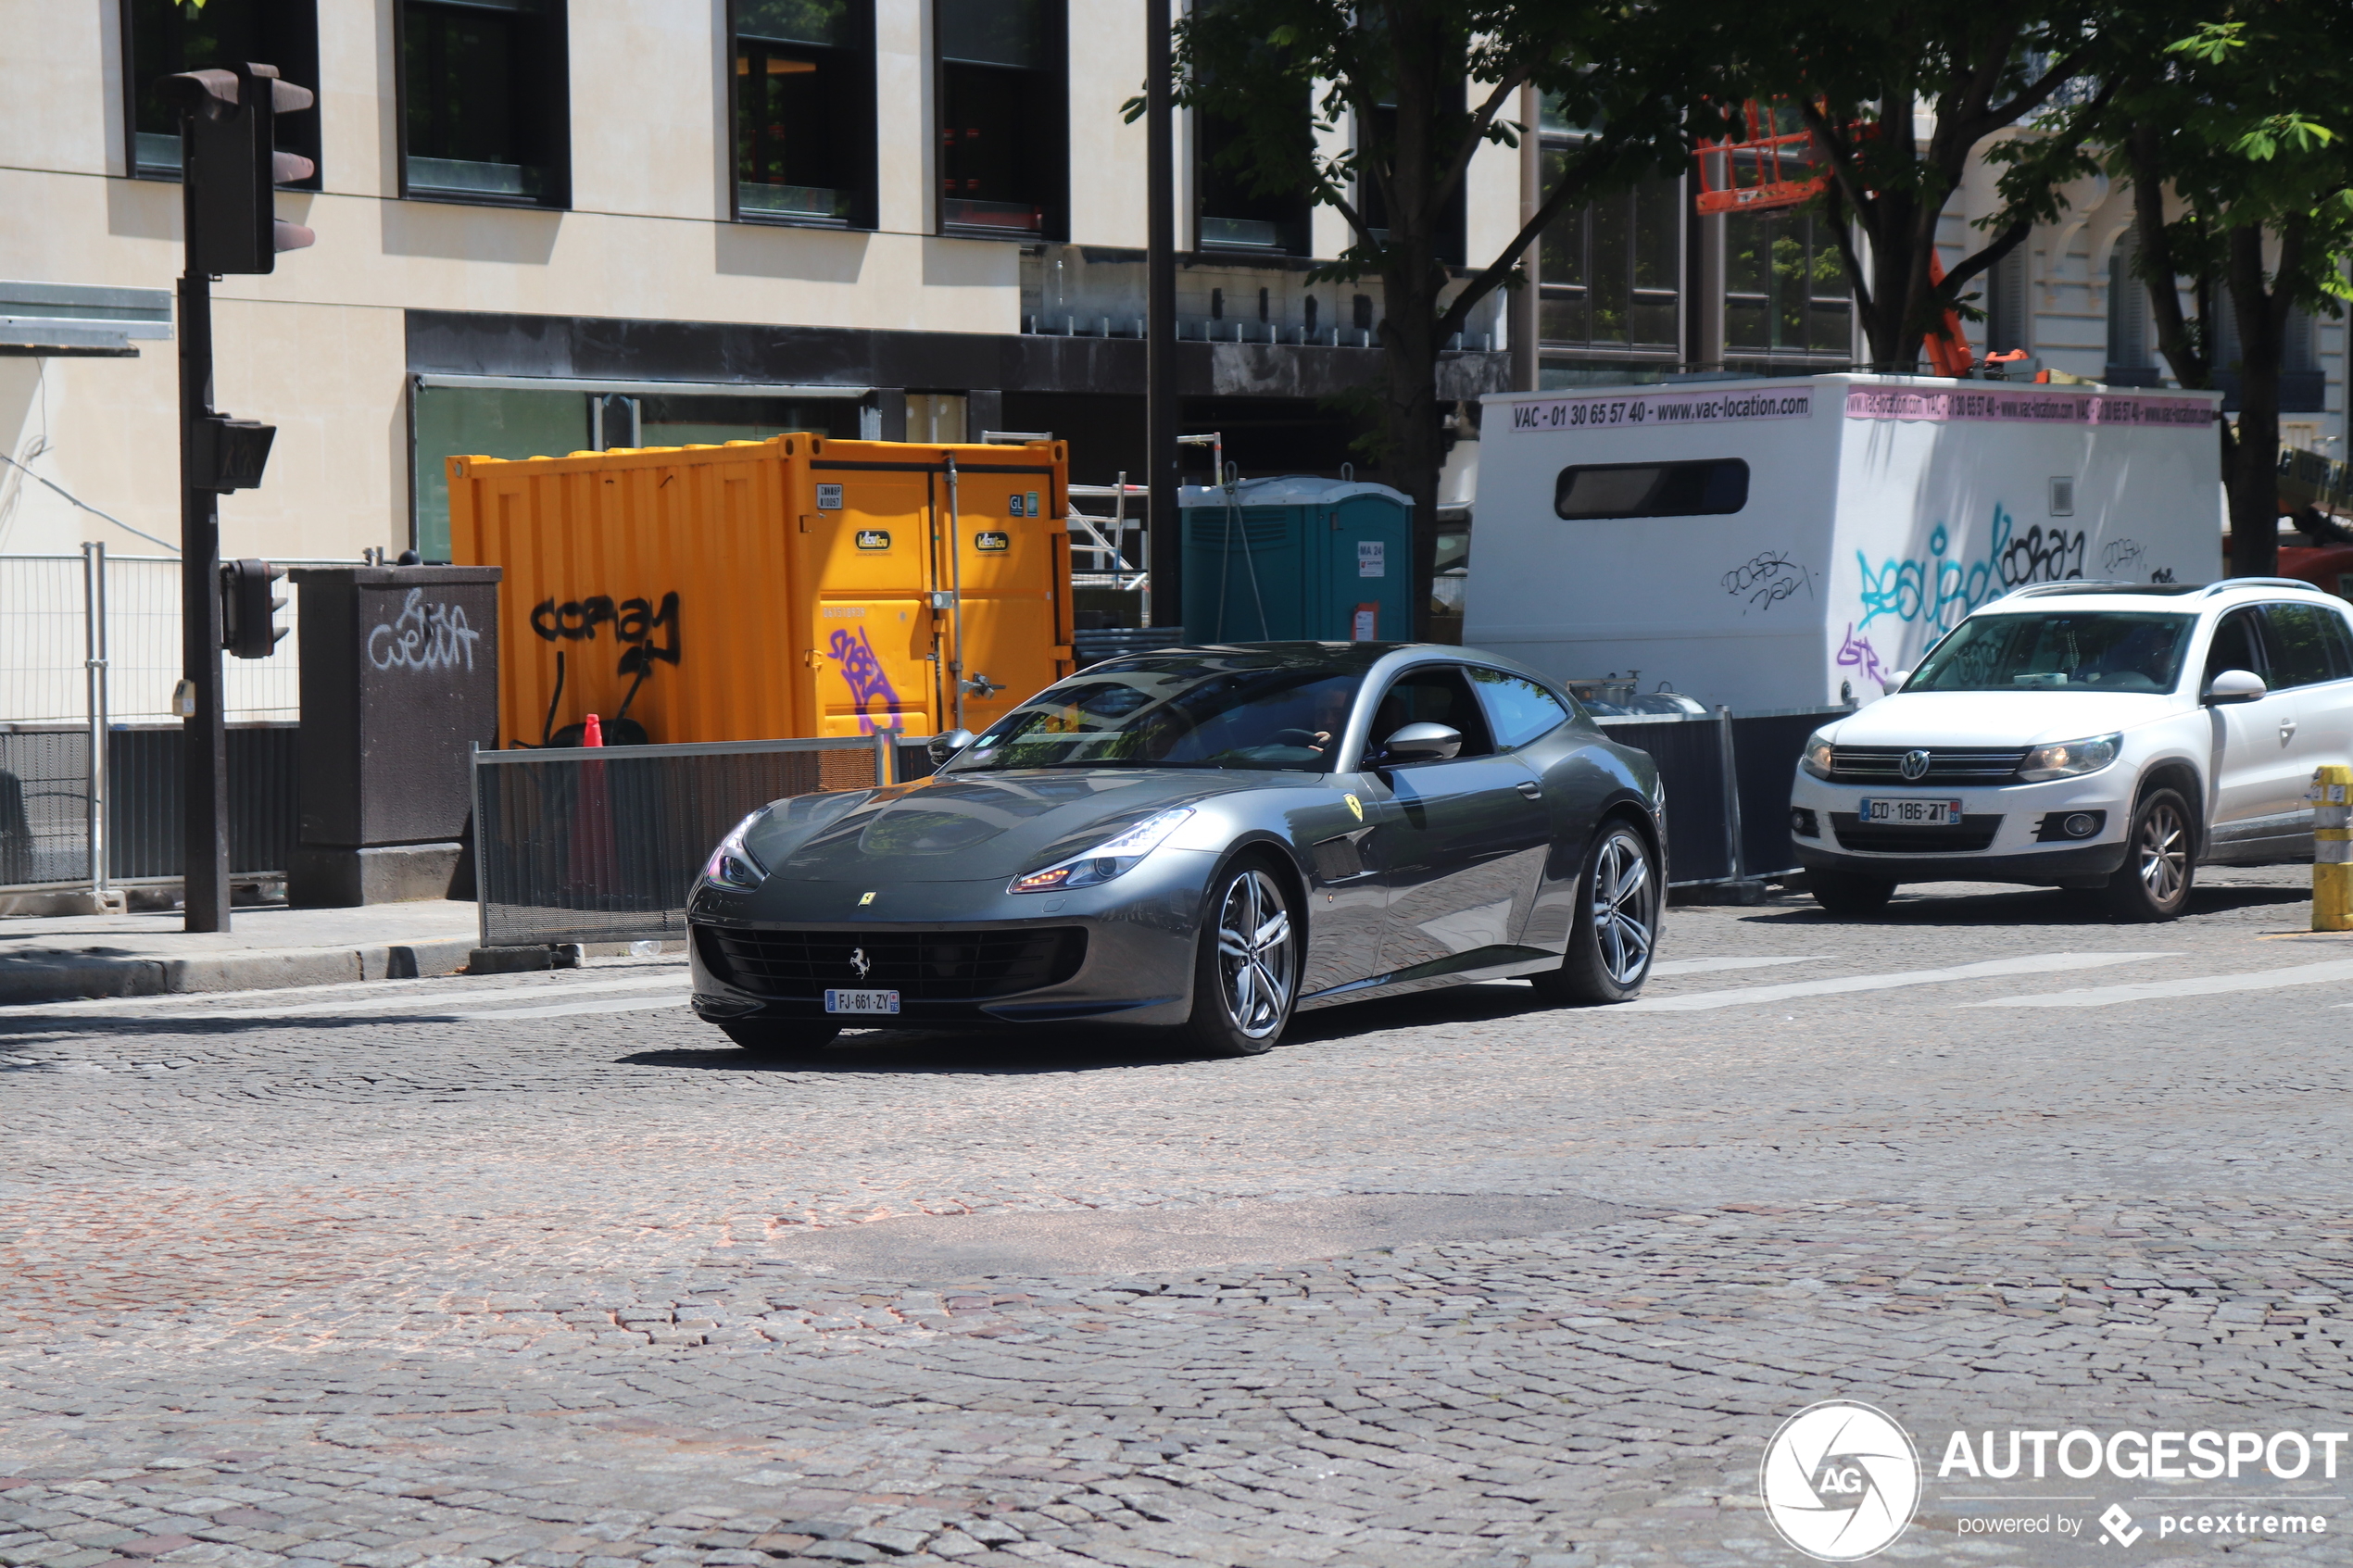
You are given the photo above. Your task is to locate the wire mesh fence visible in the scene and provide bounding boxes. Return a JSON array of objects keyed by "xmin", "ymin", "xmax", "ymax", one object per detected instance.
[
  {"xmin": 0, "ymin": 547, "xmax": 353, "ymax": 893},
  {"xmin": 473, "ymin": 735, "xmax": 897, "ymax": 948}
]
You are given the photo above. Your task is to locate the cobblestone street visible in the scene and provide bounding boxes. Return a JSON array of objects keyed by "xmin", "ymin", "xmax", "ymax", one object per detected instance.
[{"xmin": 5, "ymin": 869, "xmax": 2350, "ymax": 1567}]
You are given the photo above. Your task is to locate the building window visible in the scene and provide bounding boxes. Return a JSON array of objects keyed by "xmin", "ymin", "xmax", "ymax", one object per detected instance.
[
  {"xmin": 1723, "ymin": 207, "xmax": 1851, "ymax": 360},
  {"xmin": 1195, "ymin": 94, "xmax": 1310, "ymax": 254},
  {"xmin": 1537, "ymin": 103, "xmax": 1679, "ymax": 354},
  {"xmin": 734, "ymin": 0, "xmax": 875, "ymax": 227},
  {"xmin": 1360, "ymin": 98, "xmax": 1465, "ymax": 264},
  {"xmin": 124, "ymin": 0, "xmax": 321, "ymax": 184},
  {"xmin": 937, "ymin": 0, "xmax": 1066, "ymax": 240},
  {"xmin": 1985, "ymin": 242, "xmax": 2028, "ymax": 354},
  {"xmin": 398, "ymin": 0, "xmax": 570, "ymax": 207}
]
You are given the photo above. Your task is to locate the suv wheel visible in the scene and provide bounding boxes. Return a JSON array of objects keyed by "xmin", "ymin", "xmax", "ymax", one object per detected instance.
[
  {"xmin": 1809, "ymin": 869, "xmax": 1896, "ymax": 917},
  {"xmin": 2100, "ymin": 787, "xmax": 2194, "ymax": 922}
]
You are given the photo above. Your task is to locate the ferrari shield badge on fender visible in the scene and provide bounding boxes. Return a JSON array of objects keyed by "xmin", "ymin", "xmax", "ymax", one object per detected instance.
[
  {"xmin": 858, "ymin": 891, "xmax": 876, "ymax": 906},
  {"xmin": 1344, "ymin": 794, "xmax": 1363, "ymax": 822}
]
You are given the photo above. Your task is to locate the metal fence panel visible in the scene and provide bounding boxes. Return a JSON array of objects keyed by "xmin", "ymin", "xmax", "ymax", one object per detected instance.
[
  {"xmin": 0, "ymin": 730, "xmax": 92, "ymax": 889},
  {"xmin": 1596, "ymin": 716, "xmax": 1732, "ymax": 884},
  {"xmin": 99, "ymin": 725, "xmax": 300, "ymax": 884},
  {"xmin": 474, "ymin": 737, "xmax": 889, "ymax": 947}
]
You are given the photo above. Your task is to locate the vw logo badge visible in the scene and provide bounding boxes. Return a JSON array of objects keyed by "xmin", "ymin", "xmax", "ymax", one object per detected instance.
[
  {"xmin": 849, "ymin": 947, "xmax": 873, "ymax": 980},
  {"xmin": 1898, "ymin": 748, "xmax": 1931, "ymax": 782}
]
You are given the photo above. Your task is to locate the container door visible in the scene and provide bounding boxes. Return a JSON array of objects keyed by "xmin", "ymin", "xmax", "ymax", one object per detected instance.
[
  {"xmin": 942, "ymin": 466, "xmax": 1068, "ymax": 730},
  {"xmin": 798, "ymin": 467, "xmax": 941, "ymax": 737}
]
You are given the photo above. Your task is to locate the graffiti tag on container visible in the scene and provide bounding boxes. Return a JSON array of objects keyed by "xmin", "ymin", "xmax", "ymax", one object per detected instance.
[
  {"xmin": 1856, "ymin": 507, "xmax": 2086, "ymax": 630},
  {"xmin": 369, "ymin": 588, "xmax": 483, "ymax": 673},
  {"xmin": 2101, "ymin": 537, "xmax": 2145, "ymax": 576},
  {"xmin": 1722, "ymin": 550, "xmax": 1814, "ymax": 612},
  {"xmin": 530, "ymin": 592, "xmax": 682, "ymax": 676},
  {"xmin": 829, "ymin": 625, "xmax": 901, "ymax": 734},
  {"xmin": 1836, "ymin": 622, "xmax": 1894, "ymax": 690}
]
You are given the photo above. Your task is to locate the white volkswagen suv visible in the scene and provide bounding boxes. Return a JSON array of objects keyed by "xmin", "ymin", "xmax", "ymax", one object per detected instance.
[{"xmin": 1789, "ymin": 580, "xmax": 2353, "ymax": 921}]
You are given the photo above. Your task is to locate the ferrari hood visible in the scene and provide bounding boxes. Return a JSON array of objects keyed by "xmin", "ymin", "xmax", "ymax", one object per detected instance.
[{"xmin": 744, "ymin": 768, "xmax": 1255, "ymax": 884}]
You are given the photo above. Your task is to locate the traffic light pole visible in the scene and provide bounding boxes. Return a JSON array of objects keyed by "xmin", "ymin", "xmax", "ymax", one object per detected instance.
[{"xmin": 178, "ymin": 263, "xmax": 231, "ymax": 932}]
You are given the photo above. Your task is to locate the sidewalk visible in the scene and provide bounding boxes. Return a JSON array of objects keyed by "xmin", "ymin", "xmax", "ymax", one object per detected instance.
[{"xmin": 0, "ymin": 900, "xmax": 482, "ymax": 1005}]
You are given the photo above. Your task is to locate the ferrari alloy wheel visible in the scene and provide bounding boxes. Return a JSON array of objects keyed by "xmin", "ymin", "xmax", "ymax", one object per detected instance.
[
  {"xmin": 1533, "ymin": 822, "xmax": 1660, "ymax": 1006},
  {"xmin": 2100, "ymin": 787, "xmax": 2194, "ymax": 922},
  {"xmin": 1187, "ymin": 860, "xmax": 1298, "ymax": 1056}
]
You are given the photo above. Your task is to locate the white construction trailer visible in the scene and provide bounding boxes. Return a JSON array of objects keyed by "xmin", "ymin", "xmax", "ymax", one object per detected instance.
[{"xmin": 1465, "ymin": 374, "xmax": 2226, "ymax": 711}]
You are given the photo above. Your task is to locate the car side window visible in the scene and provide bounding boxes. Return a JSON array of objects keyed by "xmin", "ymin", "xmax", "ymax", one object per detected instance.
[
  {"xmin": 1467, "ymin": 667, "xmax": 1572, "ymax": 749},
  {"xmin": 2324, "ymin": 608, "xmax": 2353, "ymax": 680},
  {"xmin": 2203, "ymin": 608, "xmax": 2270, "ymax": 689},
  {"xmin": 2261, "ymin": 603, "xmax": 2339, "ymax": 689},
  {"xmin": 1368, "ymin": 666, "xmax": 1495, "ymax": 759}
]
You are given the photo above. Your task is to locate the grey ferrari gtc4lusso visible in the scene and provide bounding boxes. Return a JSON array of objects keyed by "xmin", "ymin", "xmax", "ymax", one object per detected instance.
[{"xmin": 687, "ymin": 642, "xmax": 1667, "ymax": 1057}]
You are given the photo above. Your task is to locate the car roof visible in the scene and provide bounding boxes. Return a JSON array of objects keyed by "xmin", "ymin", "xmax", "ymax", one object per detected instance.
[{"xmin": 1979, "ymin": 580, "xmax": 2346, "ymax": 616}]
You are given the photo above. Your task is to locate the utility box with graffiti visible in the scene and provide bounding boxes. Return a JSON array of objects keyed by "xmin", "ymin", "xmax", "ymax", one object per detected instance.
[
  {"xmin": 1466, "ymin": 373, "xmax": 2225, "ymax": 710},
  {"xmin": 288, "ymin": 565, "xmax": 502, "ymax": 907},
  {"xmin": 447, "ymin": 435, "xmax": 1075, "ymax": 746}
]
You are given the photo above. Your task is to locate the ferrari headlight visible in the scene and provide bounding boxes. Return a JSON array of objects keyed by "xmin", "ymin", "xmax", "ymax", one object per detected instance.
[
  {"xmin": 1009, "ymin": 807, "xmax": 1194, "ymax": 894},
  {"xmin": 2018, "ymin": 733, "xmax": 2121, "ymax": 783},
  {"xmin": 1800, "ymin": 729, "xmax": 1838, "ymax": 781},
  {"xmin": 701, "ymin": 810, "xmax": 770, "ymax": 890}
]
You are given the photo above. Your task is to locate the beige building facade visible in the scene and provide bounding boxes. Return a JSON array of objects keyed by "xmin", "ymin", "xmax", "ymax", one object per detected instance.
[{"xmin": 2, "ymin": 2, "xmax": 2339, "ymax": 568}]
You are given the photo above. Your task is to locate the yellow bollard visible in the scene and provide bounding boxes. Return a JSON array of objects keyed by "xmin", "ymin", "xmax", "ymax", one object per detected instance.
[{"xmin": 2312, "ymin": 764, "xmax": 2353, "ymax": 932}]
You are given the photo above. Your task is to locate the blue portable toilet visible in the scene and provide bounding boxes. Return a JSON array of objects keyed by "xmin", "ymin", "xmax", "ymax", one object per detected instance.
[{"xmin": 1178, "ymin": 476, "xmax": 1414, "ymax": 644}]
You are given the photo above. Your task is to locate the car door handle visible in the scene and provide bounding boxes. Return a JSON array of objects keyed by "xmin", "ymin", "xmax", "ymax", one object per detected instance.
[
  {"xmin": 1516, "ymin": 781, "xmax": 1542, "ymax": 799},
  {"xmin": 2282, "ymin": 718, "xmax": 2299, "ymax": 742}
]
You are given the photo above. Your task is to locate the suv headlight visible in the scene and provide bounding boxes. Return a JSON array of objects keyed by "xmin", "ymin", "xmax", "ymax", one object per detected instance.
[
  {"xmin": 1009, "ymin": 807, "xmax": 1194, "ymax": 894},
  {"xmin": 2018, "ymin": 733, "xmax": 2121, "ymax": 782},
  {"xmin": 702, "ymin": 810, "xmax": 771, "ymax": 890},
  {"xmin": 1799, "ymin": 729, "xmax": 1838, "ymax": 781}
]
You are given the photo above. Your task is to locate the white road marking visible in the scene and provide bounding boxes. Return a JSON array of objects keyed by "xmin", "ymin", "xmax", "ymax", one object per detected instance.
[
  {"xmin": 1648, "ymin": 955, "xmax": 1828, "ymax": 977},
  {"xmin": 0, "ymin": 969, "xmax": 490, "ymax": 1015},
  {"xmin": 1965, "ymin": 958, "xmax": 2353, "ymax": 1009},
  {"xmin": 1614, "ymin": 952, "xmax": 2175, "ymax": 1012},
  {"xmin": 178, "ymin": 974, "xmax": 689, "ymax": 1020},
  {"xmin": 449, "ymin": 992, "xmax": 690, "ymax": 1022}
]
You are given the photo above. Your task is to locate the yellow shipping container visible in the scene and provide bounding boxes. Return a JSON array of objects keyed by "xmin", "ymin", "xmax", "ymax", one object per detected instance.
[{"xmin": 447, "ymin": 435, "xmax": 1075, "ymax": 746}]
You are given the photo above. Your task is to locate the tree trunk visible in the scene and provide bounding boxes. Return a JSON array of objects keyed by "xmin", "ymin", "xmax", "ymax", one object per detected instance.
[
  {"xmin": 1382, "ymin": 266, "xmax": 1442, "ymax": 642},
  {"xmin": 2223, "ymin": 223, "xmax": 2288, "ymax": 580}
]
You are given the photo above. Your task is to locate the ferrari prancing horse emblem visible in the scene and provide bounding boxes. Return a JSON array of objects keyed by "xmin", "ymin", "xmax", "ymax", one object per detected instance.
[
  {"xmin": 849, "ymin": 947, "xmax": 873, "ymax": 980},
  {"xmin": 1344, "ymin": 794, "xmax": 1363, "ymax": 821}
]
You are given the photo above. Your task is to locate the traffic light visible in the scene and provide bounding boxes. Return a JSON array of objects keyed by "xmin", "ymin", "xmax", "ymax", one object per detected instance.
[
  {"xmin": 156, "ymin": 62, "xmax": 316, "ymax": 274},
  {"xmin": 220, "ymin": 558, "xmax": 288, "ymax": 659}
]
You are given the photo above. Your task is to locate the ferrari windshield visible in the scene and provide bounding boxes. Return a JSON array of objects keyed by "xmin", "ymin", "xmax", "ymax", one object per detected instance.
[
  {"xmin": 1906, "ymin": 610, "xmax": 2196, "ymax": 694},
  {"xmin": 950, "ymin": 660, "xmax": 1364, "ymax": 772}
]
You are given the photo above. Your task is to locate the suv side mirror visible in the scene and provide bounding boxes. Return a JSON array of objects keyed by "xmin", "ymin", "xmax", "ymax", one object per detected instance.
[
  {"xmin": 1378, "ymin": 721, "xmax": 1462, "ymax": 764},
  {"xmin": 2202, "ymin": 669, "xmax": 2267, "ymax": 706},
  {"xmin": 927, "ymin": 727, "xmax": 976, "ymax": 765},
  {"xmin": 1884, "ymin": 670, "xmax": 1912, "ymax": 690}
]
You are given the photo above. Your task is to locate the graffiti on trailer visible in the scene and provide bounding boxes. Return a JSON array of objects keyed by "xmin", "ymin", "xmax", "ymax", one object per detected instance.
[
  {"xmin": 829, "ymin": 625, "xmax": 902, "ymax": 734},
  {"xmin": 1856, "ymin": 507, "xmax": 2087, "ymax": 630},
  {"xmin": 529, "ymin": 592, "xmax": 682, "ymax": 675},
  {"xmin": 1836, "ymin": 622, "xmax": 1894, "ymax": 691},
  {"xmin": 369, "ymin": 589, "xmax": 483, "ymax": 673},
  {"xmin": 1722, "ymin": 550, "xmax": 1815, "ymax": 612},
  {"xmin": 2101, "ymin": 536, "xmax": 2145, "ymax": 576}
]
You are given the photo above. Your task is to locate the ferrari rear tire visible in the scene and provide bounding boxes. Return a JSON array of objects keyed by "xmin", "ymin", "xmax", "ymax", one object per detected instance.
[
  {"xmin": 716, "ymin": 1021, "xmax": 841, "ymax": 1057},
  {"xmin": 1182, "ymin": 857, "xmax": 1299, "ymax": 1057},
  {"xmin": 1532, "ymin": 820, "xmax": 1660, "ymax": 1006}
]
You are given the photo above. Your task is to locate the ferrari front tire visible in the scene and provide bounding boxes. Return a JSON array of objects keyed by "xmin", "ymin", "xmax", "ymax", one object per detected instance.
[
  {"xmin": 1182, "ymin": 858, "xmax": 1299, "ymax": 1057},
  {"xmin": 1532, "ymin": 820, "xmax": 1660, "ymax": 1006}
]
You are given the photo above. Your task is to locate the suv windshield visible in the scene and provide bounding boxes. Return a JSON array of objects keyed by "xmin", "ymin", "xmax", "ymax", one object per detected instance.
[
  {"xmin": 1906, "ymin": 610, "xmax": 2196, "ymax": 694},
  {"xmin": 950, "ymin": 659, "xmax": 1363, "ymax": 772}
]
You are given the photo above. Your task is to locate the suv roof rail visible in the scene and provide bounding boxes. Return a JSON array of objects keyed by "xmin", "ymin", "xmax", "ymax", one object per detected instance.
[
  {"xmin": 2202, "ymin": 577, "xmax": 2325, "ymax": 595},
  {"xmin": 2007, "ymin": 580, "xmax": 2145, "ymax": 597}
]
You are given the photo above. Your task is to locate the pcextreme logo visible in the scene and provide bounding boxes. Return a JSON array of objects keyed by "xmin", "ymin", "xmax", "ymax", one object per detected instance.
[{"xmin": 1759, "ymin": 1401, "xmax": 1922, "ymax": 1562}]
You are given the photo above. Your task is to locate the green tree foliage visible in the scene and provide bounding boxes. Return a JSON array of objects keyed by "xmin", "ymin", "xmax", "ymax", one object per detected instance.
[
  {"xmin": 1733, "ymin": 1, "xmax": 2115, "ymax": 371},
  {"xmin": 1139, "ymin": 0, "xmax": 1733, "ymax": 634},
  {"xmin": 2061, "ymin": 0, "xmax": 2353, "ymax": 577}
]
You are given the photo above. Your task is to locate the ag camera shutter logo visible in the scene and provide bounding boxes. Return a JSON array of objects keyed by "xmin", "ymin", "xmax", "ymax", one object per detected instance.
[{"xmin": 1760, "ymin": 1401, "xmax": 1920, "ymax": 1561}]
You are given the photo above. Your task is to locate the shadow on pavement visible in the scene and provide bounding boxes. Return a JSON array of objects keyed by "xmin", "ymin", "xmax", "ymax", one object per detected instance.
[{"xmin": 1743, "ymin": 881, "xmax": 2309, "ymax": 926}]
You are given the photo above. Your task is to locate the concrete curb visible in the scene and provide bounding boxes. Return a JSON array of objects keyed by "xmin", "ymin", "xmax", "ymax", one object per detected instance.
[{"xmin": 0, "ymin": 936, "xmax": 476, "ymax": 1006}]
